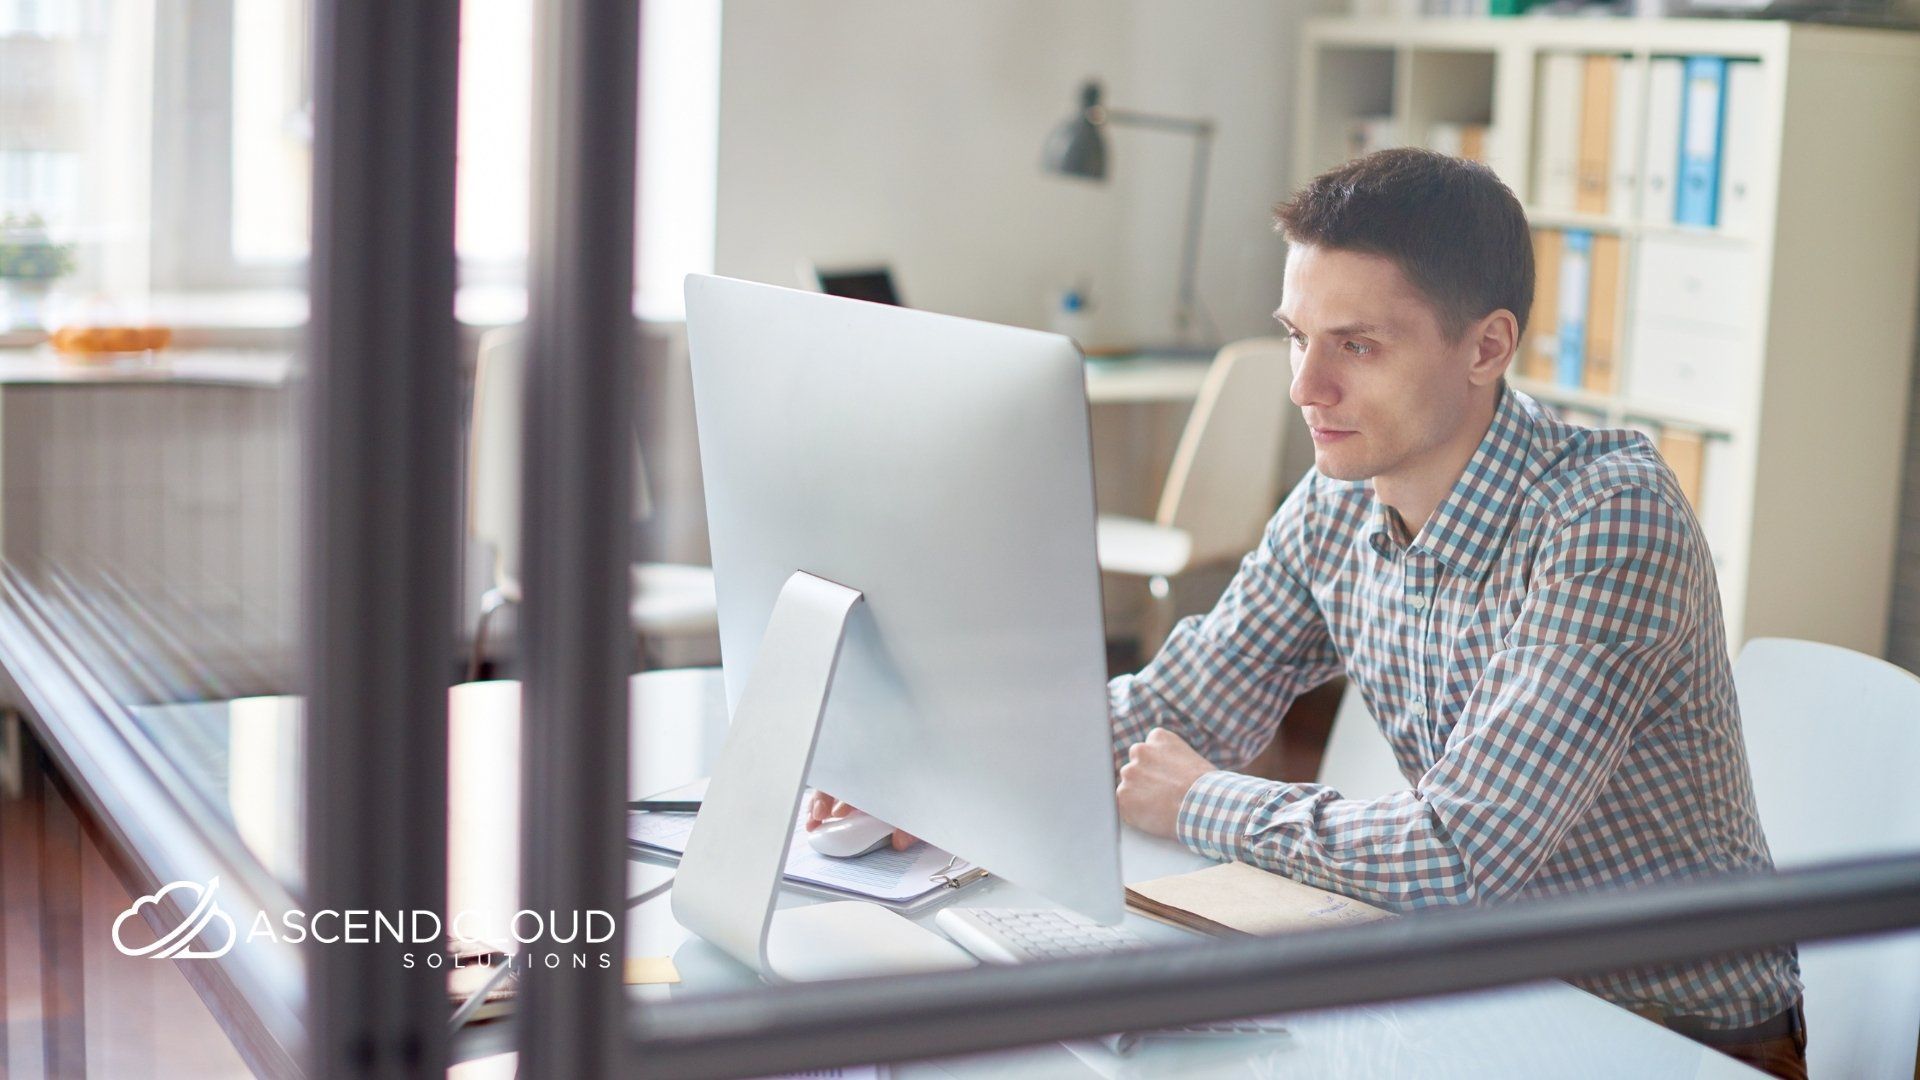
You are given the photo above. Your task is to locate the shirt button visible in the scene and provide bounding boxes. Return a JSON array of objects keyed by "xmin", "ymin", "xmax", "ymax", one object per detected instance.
[
  {"xmin": 1408, "ymin": 592, "xmax": 1428, "ymax": 611},
  {"xmin": 1410, "ymin": 700, "xmax": 1428, "ymax": 719}
]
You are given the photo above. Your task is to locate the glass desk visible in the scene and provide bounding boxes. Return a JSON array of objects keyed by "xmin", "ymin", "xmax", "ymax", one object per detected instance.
[{"xmin": 114, "ymin": 669, "xmax": 1764, "ymax": 1078}]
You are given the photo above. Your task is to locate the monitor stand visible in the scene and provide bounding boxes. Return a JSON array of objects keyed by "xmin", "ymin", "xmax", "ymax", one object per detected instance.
[{"xmin": 671, "ymin": 571, "xmax": 977, "ymax": 982}]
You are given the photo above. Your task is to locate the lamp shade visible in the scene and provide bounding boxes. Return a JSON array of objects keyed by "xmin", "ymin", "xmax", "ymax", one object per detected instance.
[{"xmin": 1042, "ymin": 81, "xmax": 1107, "ymax": 180}]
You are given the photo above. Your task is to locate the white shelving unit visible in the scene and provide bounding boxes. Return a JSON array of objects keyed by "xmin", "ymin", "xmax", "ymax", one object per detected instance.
[{"xmin": 1293, "ymin": 16, "xmax": 1920, "ymax": 655}]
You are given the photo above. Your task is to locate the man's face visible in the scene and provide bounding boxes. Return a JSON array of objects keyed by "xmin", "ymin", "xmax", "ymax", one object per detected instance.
[{"xmin": 1275, "ymin": 244, "xmax": 1484, "ymax": 484}]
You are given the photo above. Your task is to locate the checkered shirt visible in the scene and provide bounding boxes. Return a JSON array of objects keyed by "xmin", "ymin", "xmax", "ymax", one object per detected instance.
[{"xmin": 1110, "ymin": 385, "xmax": 1800, "ymax": 1029}]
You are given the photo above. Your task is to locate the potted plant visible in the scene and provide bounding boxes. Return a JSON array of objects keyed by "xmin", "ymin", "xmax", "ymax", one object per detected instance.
[{"xmin": 0, "ymin": 213, "xmax": 77, "ymax": 331}]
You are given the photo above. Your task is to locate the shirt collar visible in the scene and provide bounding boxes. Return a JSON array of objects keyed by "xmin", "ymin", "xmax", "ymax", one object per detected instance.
[{"xmin": 1374, "ymin": 384, "xmax": 1535, "ymax": 578}]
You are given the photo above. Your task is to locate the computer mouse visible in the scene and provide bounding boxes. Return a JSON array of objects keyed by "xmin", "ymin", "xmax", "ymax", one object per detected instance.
[{"xmin": 806, "ymin": 810, "xmax": 893, "ymax": 858}]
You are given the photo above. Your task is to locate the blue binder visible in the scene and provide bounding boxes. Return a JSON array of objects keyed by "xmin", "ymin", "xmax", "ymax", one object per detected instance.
[
  {"xmin": 1556, "ymin": 230, "xmax": 1592, "ymax": 388},
  {"xmin": 1675, "ymin": 56, "xmax": 1728, "ymax": 227}
]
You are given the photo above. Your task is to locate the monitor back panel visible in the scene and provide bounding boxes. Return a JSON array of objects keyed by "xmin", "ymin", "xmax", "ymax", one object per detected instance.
[{"xmin": 684, "ymin": 273, "xmax": 1123, "ymax": 922}]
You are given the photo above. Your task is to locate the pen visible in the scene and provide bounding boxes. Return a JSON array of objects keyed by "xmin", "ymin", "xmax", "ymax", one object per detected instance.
[{"xmin": 629, "ymin": 799, "xmax": 702, "ymax": 813}]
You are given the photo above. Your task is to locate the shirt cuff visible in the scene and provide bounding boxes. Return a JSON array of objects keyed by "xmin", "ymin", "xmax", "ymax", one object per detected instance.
[{"xmin": 1175, "ymin": 770, "xmax": 1280, "ymax": 863}]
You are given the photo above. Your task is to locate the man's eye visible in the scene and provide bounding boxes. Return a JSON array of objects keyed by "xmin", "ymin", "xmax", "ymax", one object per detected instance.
[
  {"xmin": 1343, "ymin": 340, "xmax": 1373, "ymax": 356},
  {"xmin": 1288, "ymin": 331, "xmax": 1307, "ymax": 348}
]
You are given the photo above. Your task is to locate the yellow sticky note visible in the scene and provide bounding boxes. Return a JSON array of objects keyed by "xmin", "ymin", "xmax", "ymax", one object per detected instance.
[{"xmin": 624, "ymin": 956, "xmax": 681, "ymax": 985}]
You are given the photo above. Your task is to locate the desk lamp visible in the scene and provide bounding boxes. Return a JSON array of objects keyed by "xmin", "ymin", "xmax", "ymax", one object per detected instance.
[{"xmin": 1043, "ymin": 79, "xmax": 1216, "ymax": 351}]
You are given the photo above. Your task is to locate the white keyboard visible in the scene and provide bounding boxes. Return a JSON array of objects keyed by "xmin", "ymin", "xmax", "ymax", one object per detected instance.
[
  {"xmin": 932, "ymin": 906, "xmax": 1289, "ymax": 1055},
  {"xmin": 934, "ymin": 906, "xmax": 1147, "ymax": 963}
]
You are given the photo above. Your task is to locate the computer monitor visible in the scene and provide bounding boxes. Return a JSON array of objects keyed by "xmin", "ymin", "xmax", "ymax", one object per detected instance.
[
  {"xmin": 807, "ymin": 262, "xmax": 904, "ymax": 306},
  {"xmin": 678, "ymin": 273, "xmax": 1123, "ymax": 979}
]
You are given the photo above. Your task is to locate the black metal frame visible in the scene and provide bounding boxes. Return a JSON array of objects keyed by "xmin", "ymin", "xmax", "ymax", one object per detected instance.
[
  {"xmin": 303, "ymin": 1, "xmax": 462, "ymax": 1077},
  {"xmin": 514, "ymin": 0, "xmax": 641, "ymax": 1076}
]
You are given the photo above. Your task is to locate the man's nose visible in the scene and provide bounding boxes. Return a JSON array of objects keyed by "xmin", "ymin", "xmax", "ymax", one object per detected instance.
[{"xmin": 1289, "ymin": 345, "xmax": 1340, "ymax": 410}]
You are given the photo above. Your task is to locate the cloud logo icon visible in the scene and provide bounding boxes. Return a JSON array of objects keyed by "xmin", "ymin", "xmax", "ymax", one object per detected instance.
[{"xmin": 112, "ymin": 877, "xmax": 237, "ymax": 960}]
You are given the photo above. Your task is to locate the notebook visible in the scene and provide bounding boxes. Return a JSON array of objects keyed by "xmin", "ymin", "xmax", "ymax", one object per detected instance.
[{"xmin": 1124, "ymin": 862, "xmax": 1392, "ymax": 937}]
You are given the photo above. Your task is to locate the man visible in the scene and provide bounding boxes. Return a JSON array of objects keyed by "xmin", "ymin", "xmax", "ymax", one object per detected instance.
[{"xmin": 1109, "ymin": 147, "xmax": 1805, "ymax": 1077}]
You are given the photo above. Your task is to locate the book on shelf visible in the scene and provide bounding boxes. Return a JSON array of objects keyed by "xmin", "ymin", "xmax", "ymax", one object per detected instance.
[
  {"xmin": 1429, "ymin": 121, "xmax": 1493, "ymax": 164},
  {"xmin": 1607, "ymin": 55, "xmax": 1643, "ymax": 220},
  {"xmin": 1555, "ymin": 229, "xmax": 1593, "ymax": 388},
  {"xmin": 1676, "ymin": 55, "xmax": 1729, "ymax": 228},
  {"xmin": 1534, "ymin": 52, "xmax": 1585, "ymax": 213},
  {"xmin": 1575, "ymin": 54, "xmax": 1616, "ymax": 215},
  {"xmin": 1460, "ymin": 122, "xmax": 1490, "ymax": 164},
  {"xmin": 1640, "ymin": 57, "xmax": 1685, "ymax": 226},
  {"xmin": 1657, "ymin": 426, "xmax": 1707, "ymax": 512},
  {"xmin": 1717, "ymin": 60, "xmax": 1764, "ymax": 235},
  {"xmin": 1524, "ymin": 227, "xmax": 1562, "ymax": 383},
  {"xmin": 1583, "ymin": 233, "xmax": 1622, "ymax": 395}
]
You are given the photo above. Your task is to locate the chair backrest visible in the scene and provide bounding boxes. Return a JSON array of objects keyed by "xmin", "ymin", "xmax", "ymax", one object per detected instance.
[
  {"xmin": 468, "ymin": 326, "xmax": 652, "ymax": 590},
  {"xmin": 1735, "ymin": 637, "xmax": 1920, "ymax": 1080},
  {"xmin": 1316, "ymin": 682, "xmax": 1408, "ymax": 800},
  {"xmin": 1155, "ymin": 337, "xmax": 1293, "ymax": 567},
  {"xmin": 469, "ymin": 327, "xmax": 528, "ymax": 590}
]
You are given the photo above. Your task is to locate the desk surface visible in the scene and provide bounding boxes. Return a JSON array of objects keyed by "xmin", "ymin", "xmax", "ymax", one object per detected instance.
[
  {"xmin": 488, "ymin": 670, "xmax": 1761, "ymax": 1079},
  {"xmin": 1083, "ymin": 353, "xmax": 1211, "ymax": 405},
  {"xmin": 131, "ymin": 671, "xmax": 1761, "ymax": 1078},
  {"xmin": 0, "ymin": 347, "xmax": 294, "ymax": 386}
]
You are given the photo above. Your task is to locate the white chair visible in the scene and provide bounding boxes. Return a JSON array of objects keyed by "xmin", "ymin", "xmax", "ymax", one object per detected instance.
[
  {"xmin": 1315, "ymin": 683, "xmax": 1408, "ymax": 801},
  {"xmin": 1734, "ymin": 637, "xmax": 1920, "ymax": 1080},
  {"xmin": 1096, "ymin": 337, "xmax": 1292, "ymax": 652},
  {"xmin": 467, "ymin": 327, "xmax": 718, "ymax": 678}
]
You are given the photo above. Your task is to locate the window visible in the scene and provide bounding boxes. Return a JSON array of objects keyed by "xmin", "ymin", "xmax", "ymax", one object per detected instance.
[{"xmin": 155, "ymin": 0, "xmax": 718, "ymax": 315}]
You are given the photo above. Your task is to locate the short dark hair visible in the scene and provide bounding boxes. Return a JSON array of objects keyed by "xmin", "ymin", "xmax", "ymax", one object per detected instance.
[{"xmin": 1273, "ymin": 147, "xmax": 1533, "ymax": 342}]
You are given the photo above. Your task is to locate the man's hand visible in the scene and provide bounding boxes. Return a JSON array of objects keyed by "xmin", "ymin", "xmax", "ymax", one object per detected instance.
[
  {"xmin": 1116, "ymin": 727, "xmax": 1218, "ymax": 838},
  {"xmin": 804, "ymin": 790, "xmax": 918, "ymax": 851}
]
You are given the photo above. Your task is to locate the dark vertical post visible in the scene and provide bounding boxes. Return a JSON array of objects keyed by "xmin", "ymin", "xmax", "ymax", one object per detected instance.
[
  {"xmin": 303, "ymin": 1, "xmax": 461, "ymax": 1076},
  {"xmin": 517, "ymin": 0, "xmax": 639, "ymax": 1076},
  {"xmin": 35, "ymin": 751, "xmax": 85, "ymax": 1078}
]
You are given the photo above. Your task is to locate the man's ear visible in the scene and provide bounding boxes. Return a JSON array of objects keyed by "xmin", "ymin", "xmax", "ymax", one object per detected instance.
[{"xmin": 1467, "ymin": 309, "xmax": 1519, "ymax": 387}]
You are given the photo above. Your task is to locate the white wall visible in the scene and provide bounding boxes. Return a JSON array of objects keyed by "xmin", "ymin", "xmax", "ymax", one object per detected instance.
[
  {"xmin": 713, "ymin": 1, "xmax": 1332, "ymax": 349},
  {"xmin": 715, "ymin": 1, "xmax": 1127, "ymax": 332},
  {"xmin": 1107, "ymin": 2, "xmax": 1310, "ymax": 347}
]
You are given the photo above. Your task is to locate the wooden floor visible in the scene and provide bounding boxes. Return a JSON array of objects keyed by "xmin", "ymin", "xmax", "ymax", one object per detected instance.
[{"xmin": 1, "ymin": 724, "xmax": 253, "ymax": 1079}]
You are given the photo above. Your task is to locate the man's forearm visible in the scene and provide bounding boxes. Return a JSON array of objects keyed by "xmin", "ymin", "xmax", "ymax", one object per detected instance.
[{"xmin": 1176, "ymin": 771, "xmax": 1481, "ymax": 912}]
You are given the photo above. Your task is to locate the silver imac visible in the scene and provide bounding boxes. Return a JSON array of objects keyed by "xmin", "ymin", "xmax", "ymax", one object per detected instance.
[{"xmin": 677, "ymin": 273, "xmax": 1123, "ymax": 981}]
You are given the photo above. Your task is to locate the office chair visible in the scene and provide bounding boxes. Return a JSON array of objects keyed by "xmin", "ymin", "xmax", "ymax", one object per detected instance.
[
  {"xmin": 467, "ymin": 327, "xmax": 718, "ymax": 680},
  {"xmin": 1735, "ymin": 637, "xmax": 1920, "ymax": 1080},
  {"xmin": 1095, "ymin": 336, "xmax": 1292, "ymax": 654}
]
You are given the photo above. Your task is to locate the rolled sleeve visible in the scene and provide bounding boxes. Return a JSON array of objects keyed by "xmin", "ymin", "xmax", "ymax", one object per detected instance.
[{"xmin": 1174, "ymin": 770, "xmax": 1278, "ymax": 861}]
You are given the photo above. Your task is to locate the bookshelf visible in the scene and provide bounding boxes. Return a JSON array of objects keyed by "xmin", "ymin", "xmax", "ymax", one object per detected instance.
[{"xmin": 1293, "ymin": 16, "xmax": 1920, "ymax": 656}]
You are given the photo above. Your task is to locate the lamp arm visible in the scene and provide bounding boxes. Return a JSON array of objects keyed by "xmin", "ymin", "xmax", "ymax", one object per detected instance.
[
  {"xmin": 1101, "ymin": 106, "xmax": 1217, "ymax": 344},
  {"xmin": 1103, "ymin": 109, "xmax": 1214, "ymax": 138},
  {"xmin": 1175, "ymin": 128, "xmax": 1214, "ymax": 343}
]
